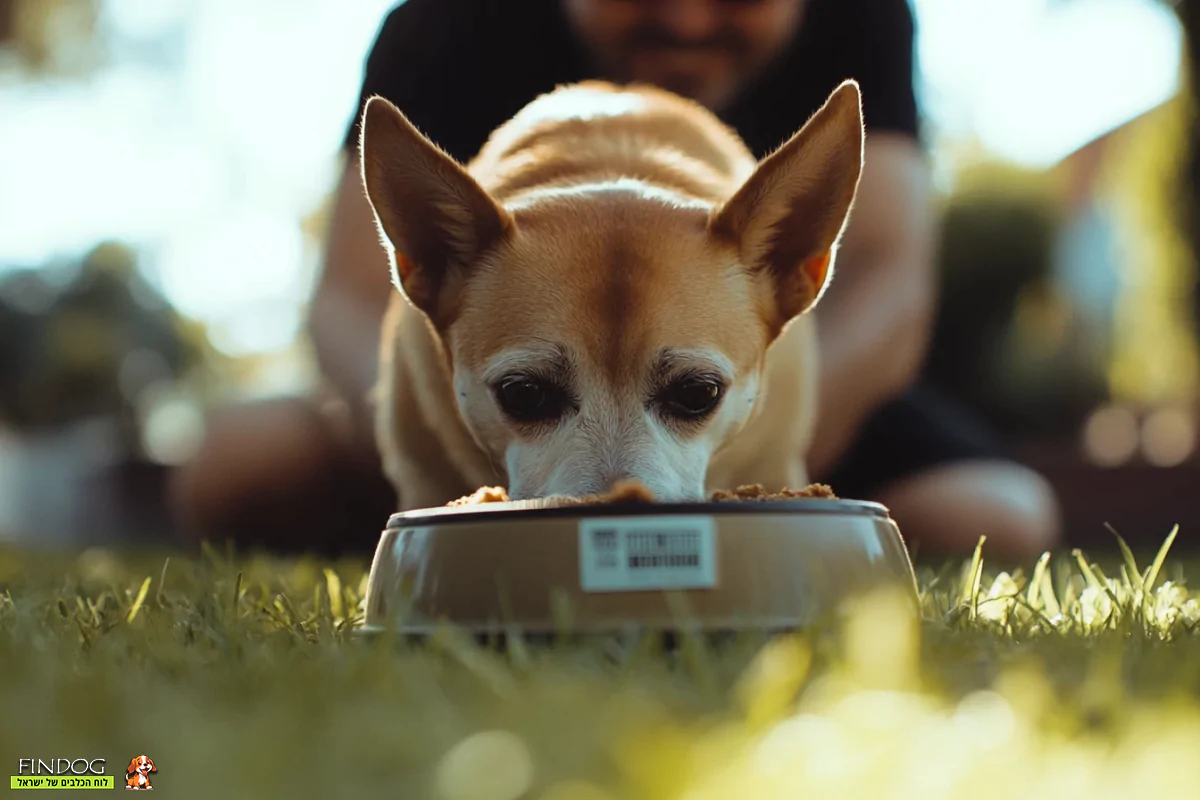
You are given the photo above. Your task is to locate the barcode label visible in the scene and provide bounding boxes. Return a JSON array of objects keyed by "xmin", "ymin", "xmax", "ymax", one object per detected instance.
[{"xmin": 578, "ymin": 516, "xmax": 718, "ymax": 593}]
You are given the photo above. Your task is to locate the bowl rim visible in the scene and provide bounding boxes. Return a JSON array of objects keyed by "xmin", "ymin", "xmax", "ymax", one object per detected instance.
[{"xmin": 386, "ymin": 497, "xmax": 890, "ymax": 529}]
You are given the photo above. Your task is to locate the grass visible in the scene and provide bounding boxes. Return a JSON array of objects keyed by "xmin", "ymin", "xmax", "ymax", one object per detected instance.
[{"xmin": 2, "ymin": 529, "xmax": 1200, "ymax": 799}]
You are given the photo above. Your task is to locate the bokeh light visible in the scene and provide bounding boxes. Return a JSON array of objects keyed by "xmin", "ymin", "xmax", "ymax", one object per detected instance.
[
  {"xmin": 139, "ymin": 388, "xmax": 205, "ymax": 466},
  {"xmin": 1141, "ymin": 406, "xmax": 1197, "ymax": 467},
  {"xmin": 1081, "ymin": 404, "xmax": 1140, "ymax": 467}
]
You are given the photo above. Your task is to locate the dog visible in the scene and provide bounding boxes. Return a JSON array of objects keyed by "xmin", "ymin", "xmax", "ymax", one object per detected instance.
[
  {"xmin": 124, "ymin": 755, "xmax": 155, "ymax": 790},
  {"xmin": 359, "ymin": 79, "xmax": 864, "ymax": 509}
]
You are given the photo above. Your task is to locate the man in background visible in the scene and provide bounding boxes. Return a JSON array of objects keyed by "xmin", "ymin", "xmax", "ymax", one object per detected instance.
[{"xmin": 172, "ymin": 0, "xmax": 1061, "ymax": 561}]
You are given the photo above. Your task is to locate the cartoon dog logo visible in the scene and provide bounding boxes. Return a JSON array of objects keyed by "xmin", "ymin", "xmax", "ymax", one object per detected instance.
[{"xmin": 124, "ymin": 755, "xmax": 156, "ymax": 790}]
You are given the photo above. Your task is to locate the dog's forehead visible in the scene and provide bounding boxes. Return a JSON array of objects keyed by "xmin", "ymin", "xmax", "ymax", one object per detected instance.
[{"xmin": 455, "ymin": 191, "xmax": 766, "ymax": 376}]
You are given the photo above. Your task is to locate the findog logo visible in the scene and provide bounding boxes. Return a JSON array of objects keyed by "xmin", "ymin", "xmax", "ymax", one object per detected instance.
[
  {"xmin": 11, "ymin": 757, "xmax": 111, "ymax": 790},
  {"xmin": 124, "ymin": 755, "xmax": 156, "ymax": 791}
]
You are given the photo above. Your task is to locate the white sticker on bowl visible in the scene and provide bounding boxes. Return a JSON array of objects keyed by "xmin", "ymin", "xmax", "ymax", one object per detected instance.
[{"xmin": 578, "ymin": 516, "xmax": 718, "ymax": 593}]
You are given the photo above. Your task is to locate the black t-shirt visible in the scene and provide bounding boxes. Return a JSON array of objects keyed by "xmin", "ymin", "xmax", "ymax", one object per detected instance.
[{"xmin": 342, "ymin": 0, "xmax": 920, "ymax": 164}]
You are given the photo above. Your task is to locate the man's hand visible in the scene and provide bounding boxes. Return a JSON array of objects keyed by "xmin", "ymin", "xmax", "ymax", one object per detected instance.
[{"xmin": 806, "ymin": 133, "xmax": 937, "ymax": 477}]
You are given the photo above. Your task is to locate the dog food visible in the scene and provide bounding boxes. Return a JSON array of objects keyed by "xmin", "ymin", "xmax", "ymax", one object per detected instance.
[
  {"xmin": 447, "ymin": 480, "xmax": 655, "ymax": 507},
  {"xmin": 711, "ymin": 483, "xmax": 838, "ymax": 501},
  {"xmin": 447, "ymin": 486, "xmax": 512, "ymax": 507},
  {"xmin": 447, "ymin": 480, "xmax": 837, "ymax": 507}
]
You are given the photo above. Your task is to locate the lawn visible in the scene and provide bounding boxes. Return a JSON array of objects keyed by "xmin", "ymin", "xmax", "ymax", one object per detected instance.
[{"xmin": 2, "ymin": 529, "xmax": 1200, "ymax": 799}]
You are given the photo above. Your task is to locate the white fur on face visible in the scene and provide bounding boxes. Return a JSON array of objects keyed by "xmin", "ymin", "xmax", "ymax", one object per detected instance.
[{"xmin": 453, "ymin": 345, "xmax": 759, "ymax": 500}]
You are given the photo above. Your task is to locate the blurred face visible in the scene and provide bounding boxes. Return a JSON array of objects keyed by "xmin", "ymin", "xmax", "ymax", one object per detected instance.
[{"xmin": 562, "ymin": 0, "xmax": 807, "ymax": 111}]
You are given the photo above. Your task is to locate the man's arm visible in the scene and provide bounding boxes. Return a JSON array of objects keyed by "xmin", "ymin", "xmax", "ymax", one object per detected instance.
[
  {"xmin": 308, "ymin": 0, "xmax": 491, "ymax": 430},
  {"xmin": 307, "ymin": 155, "xmax": 392, "ymax": 427},
  {"xmin": 807, "ymin": 132, "xmax": 937, "ymax": 477}
]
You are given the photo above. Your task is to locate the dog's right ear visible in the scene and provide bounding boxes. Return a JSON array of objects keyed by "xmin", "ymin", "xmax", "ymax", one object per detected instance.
[
  {"xmin": 359, "ymin": 96, "xmax": 512, "ymax": 326},
  {"xmin": 125, "ymin": 759, "xmax": 138, "ymax": 776}
]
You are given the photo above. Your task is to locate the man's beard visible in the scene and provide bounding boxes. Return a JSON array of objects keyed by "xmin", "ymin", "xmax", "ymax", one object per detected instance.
[
  {"xmin": 617, "ymin": 27, "xmax": 752, "ymax": 109},
  {"xmin": 621, "ymin": 24, "xmax": 753, "ymax": 61}
]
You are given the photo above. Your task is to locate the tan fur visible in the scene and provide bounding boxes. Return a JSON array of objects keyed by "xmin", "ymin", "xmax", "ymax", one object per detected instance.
[{"xmin": 360, "ymin": 80, "xmax": 864, "ymax": 509}]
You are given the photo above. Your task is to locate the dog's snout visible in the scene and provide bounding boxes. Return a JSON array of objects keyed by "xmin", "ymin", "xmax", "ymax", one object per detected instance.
[{"xmin": 600, "ymin": 471, "xmax": 633, "ymax": 488}]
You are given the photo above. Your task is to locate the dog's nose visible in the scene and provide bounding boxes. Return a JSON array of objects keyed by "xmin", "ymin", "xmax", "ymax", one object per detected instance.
[{"xmin": 599, "ymin": 471, "xmax": 634, "ymax": 490}]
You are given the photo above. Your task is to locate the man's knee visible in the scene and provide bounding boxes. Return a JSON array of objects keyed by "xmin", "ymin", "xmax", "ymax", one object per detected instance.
[
  {"xmin": 972, "ymin": 463, "xmax": 1061, "ymax": 559},
  {"xmin": 168, "ymin": 395, "xmax": 396, "ymax": 555},
  {"xmin": 168, "ymin": 398, "xmax": 341, "ymax": 533},
  {"xmin": 875, "ymin": 460, "xmax": 1062, "ymax": 562}
]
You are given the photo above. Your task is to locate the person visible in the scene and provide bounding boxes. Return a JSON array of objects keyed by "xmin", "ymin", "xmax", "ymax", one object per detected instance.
[{"xmin": 171, "ymin": 0, "xmax": 1062, "ymax": 561}]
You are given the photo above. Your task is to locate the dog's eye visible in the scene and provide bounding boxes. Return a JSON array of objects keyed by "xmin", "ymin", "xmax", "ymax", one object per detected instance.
[
  {"xmin": 658, "ymin": 378, "xmax": 723, "ymax": 420},
  {"xmin": 495, "ymin": 378, "xmax": 568, "ymax": 423}
]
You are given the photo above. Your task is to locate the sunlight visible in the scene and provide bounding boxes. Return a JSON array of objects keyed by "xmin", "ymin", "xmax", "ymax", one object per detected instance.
[
  {"xmin": 0, "ymin": 0, "xmax": 395, "ymax": 363},
  {"xmin": 915, "ymin": 0, "xmax": 1183, "ymax": 168}
]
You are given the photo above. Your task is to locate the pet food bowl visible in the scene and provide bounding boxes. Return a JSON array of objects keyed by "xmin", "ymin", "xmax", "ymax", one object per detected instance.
[{"xmin": 361, "ymin": 497, "xmax": 918, "ymax": 636}]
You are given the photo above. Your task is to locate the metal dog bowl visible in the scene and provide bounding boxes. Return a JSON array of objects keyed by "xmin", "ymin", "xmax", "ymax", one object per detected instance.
[{"xmin": 361, "ymin": 498, "xmax": 918, "ymax": 636}]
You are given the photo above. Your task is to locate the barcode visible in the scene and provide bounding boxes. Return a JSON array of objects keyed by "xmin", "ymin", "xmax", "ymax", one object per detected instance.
[
  {"xmin": 592, "ymin": 528, "xmax": 619, "ymax": 569},
  {"xmin": 627, "ymin": 531, "xmax": 701, "ymax": 569},
  {"xmin": 579, "ymin": 516, "xmax": 717, "ymax": 593}
]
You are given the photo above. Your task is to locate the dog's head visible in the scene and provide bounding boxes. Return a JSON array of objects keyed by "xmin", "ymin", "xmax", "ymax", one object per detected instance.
[
  {"xmin": 360, "ymin": 81, "xmax": 863, "ymax": 501},
  {"xmin": 126, "ymin": 756, "xmax": 155, "ymax": 776}
]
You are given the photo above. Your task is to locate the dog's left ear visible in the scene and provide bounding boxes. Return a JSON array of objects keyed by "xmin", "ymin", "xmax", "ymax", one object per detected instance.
[
  {"xmin": 359, "ymin": 95, "xmax": 513, "ymax": 327},
  {"xmin": 710, "ymin": 80, "xmax": 864, "ymax": 332},
  {"xmin": 147, "ymin": 759, "xmax": 156, "ymax": 773}
]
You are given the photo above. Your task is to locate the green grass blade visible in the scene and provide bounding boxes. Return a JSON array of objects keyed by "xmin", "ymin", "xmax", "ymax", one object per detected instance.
[
  {"xmin": 1027, "ymin": 552, "xmax": 1051, "ymax": 610},
  {"xmin": 1087, "ymin": 561, "xmax": 1112, "ymax": 587},
  {"xmin": 959, "ymin": 536, "xmax": 986, "ymax": 615},
  {"xmin": 1039, "ymin": 560, "xmax": 1062, "ymax": 619},
  {"xmin": 125, "ymin": 577, "xmax": 151, "ymax": 624},
  {"xmin": 1071, "ymin": 550, "xmax": 1102, "ymax": 590},
  {"xmin": 155, "ymin": 557, "xmax": 171, "ymax": 606},
  {"xmin": 1144, "ymin": 524, "xmax": 1181, "ymax": 594},
  {"xmin": 311, "ymin": 582, "xmax": 324, "ymax": 626},
  {"xmin": 1072, "ymin": 550, "xmax": 1121, "ymax": 609},
  {"xmin": 1107, "ymin": 524, "xmax": 1144, "ymax": 594},
  {"xmin": 323, "ymin": 568, "xmax": 344, "ymax": 621}
]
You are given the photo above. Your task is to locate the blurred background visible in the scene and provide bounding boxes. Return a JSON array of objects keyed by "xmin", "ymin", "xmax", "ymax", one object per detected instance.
[{"xmin": 0, "ymin": 0, "xmax": 1196, "ymax": 553}]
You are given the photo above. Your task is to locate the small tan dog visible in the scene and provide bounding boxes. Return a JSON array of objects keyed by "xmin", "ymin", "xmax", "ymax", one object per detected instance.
[{"xmin": 359, "ymin": 79, "xmax": 864, "ymax": 510}]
